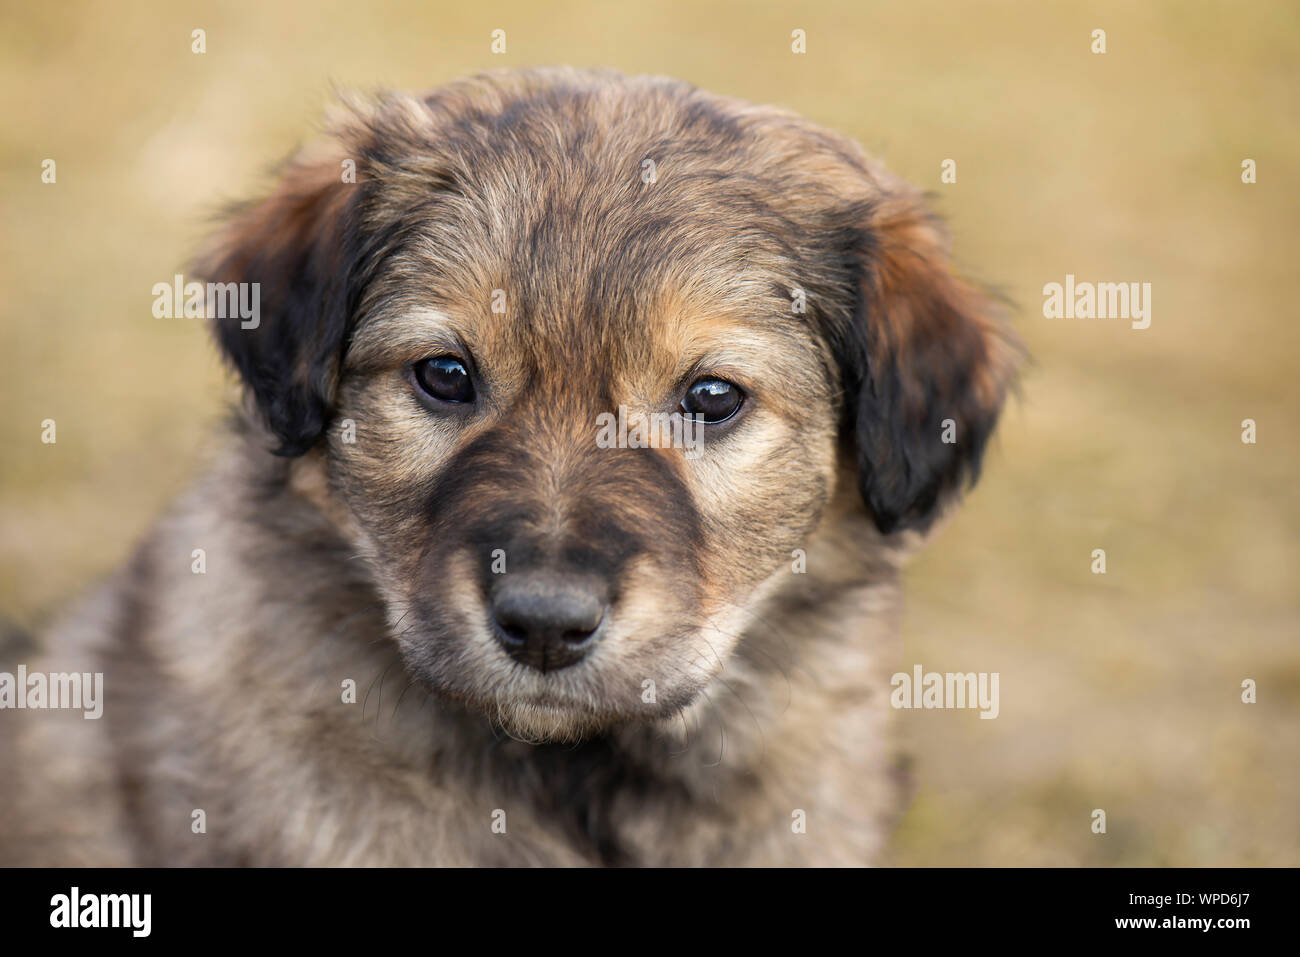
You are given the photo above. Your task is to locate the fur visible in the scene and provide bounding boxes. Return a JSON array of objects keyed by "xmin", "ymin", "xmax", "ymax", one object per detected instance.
[{"xmin": 1, "ymin": 68, "xmax": 1018, "ymax": 866}]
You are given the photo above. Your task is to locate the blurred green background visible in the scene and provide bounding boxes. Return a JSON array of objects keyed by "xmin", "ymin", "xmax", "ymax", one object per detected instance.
[{"xmin": 2, "ymin": 0, "xmax": 1296, "ymax": 865}]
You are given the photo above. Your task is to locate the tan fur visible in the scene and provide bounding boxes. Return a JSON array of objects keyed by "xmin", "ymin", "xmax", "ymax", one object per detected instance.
[{"xmin": 0, "ymin": 68, "xmax": 1016, "ymax": 866}]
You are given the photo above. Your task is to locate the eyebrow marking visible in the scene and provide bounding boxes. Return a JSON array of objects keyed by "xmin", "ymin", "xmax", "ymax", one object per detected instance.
[{"xmin": 347, "ymin": 307, "xmax": 462, "ymax": 371}]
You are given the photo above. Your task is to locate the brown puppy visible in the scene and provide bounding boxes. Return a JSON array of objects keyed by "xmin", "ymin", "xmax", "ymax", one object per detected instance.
[{"xmin": 1, "ymin": 67, "xmax": 1018, "ymax": 866}]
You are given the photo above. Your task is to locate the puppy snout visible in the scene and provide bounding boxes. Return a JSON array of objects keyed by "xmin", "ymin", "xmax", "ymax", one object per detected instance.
[{"xmin": 490, "ymin": 572, "xmax": 608, "ymax": 672}]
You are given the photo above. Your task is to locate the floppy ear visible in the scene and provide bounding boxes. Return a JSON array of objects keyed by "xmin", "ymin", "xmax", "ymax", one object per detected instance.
[
  {"xmin": 846, "ymin": 193, "xmax": 1019, "ymax": 534},
  {"xmin": 193, "ymin": 141, "xmax": 364, "ymax": 456}
]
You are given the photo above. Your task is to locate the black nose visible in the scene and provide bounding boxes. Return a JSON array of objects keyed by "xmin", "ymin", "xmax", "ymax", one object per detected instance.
[{"xmin": 490, "ymin": 573, "xmax": 608, "ymax": 672}]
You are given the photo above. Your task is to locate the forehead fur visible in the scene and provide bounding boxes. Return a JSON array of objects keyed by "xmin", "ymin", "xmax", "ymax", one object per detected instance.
[{"xmin": 336, "ymin": 68, "xmax": 873, "ymax": 380}]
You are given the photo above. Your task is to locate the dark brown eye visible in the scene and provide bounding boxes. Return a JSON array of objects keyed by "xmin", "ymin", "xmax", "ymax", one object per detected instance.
[
  {"xmin": 681, "ymin": 378, "xmax": 744, "ymax": 423},
  {"xmin": 413, "ymin": 356, "xmax": 475, "ymax": 404}
]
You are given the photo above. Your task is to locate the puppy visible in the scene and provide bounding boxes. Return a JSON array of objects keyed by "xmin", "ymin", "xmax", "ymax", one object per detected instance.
[{"xmin": 1, "ymin": 67, "xmax": 1017, "ymax": 866}]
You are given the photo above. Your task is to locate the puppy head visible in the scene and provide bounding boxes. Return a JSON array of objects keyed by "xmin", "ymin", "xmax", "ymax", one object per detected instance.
[{"xmin": 196, "ymin": 69, "xmax": 1017, "ymax": 741}]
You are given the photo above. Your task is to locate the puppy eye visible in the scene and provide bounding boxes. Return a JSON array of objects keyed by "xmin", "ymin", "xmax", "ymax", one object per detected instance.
[
  {"xmin": 413, "ymin": 356, "xmax": 475, "ymax": 404},
  {"xmin": 681, "ymin": 378, "xmax": 744, "ymax": 423}
]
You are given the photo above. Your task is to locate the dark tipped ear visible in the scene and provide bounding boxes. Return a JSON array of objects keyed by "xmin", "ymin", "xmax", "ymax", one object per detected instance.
[
  {"xmin": 847, "ymin": 194, "xmax": 1020, "ymax": 534},
  {"xmin": 194, "ymin": 141, "xmax": 363, "ymax": 456}
]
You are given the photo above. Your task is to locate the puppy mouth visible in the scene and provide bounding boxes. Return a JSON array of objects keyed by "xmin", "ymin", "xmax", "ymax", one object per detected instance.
[
  {"xmin": 420, "ymin": 658, "xmax": 687, "ymax": 740},
  {"xmin": 497, "ymin": 684, "xmax": 600, "ymax": 713},
  {"xmin": 399, "ymin": 639, "xmax": 611, "ymax": 722},
  {"xmin": 397, "ymin": 603, "xmax": 710, "ymax": 736},
  {"xmin": 480, "ymin": 682, "xmax": 628, "ymax": 742}
]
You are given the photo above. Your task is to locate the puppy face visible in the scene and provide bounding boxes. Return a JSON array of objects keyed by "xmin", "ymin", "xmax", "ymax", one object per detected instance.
[{"xmin": 197, "ymin": 69, "xmax": 1017, "ymax": 741}]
